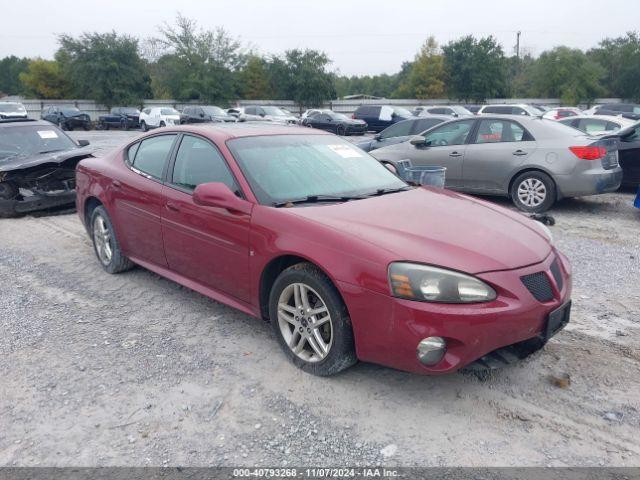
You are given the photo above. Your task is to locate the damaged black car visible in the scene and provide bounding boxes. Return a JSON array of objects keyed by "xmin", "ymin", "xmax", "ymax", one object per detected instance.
[{"xmin": 0, "ymin": 119, "xmax": 93, "ymax": 218}]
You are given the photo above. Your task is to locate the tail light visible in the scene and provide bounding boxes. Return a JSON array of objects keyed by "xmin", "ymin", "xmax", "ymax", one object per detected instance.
[
  {"xmin": 569, "ymin": 146, "xmax": 607, "ymax": 160},
  {"xmin": 351, "ymin": 113, "xmax": 355, "ymax": 119}
]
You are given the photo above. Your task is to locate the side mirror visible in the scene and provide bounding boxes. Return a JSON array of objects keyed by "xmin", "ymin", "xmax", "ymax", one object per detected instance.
[
  {"xmin": 374, "ymin": 133, "xmax": 382, "ymax": 141},
  {"xmin": 77, "ymin": 140, "xmax": 90, "ymax": 147},
  {"xmin": 193, "ymin": 182, "xmax": 251, "ymax": 214},
  {"xmin": 409, "ymin": 135, "xmax": 427, "ymax": 146}
]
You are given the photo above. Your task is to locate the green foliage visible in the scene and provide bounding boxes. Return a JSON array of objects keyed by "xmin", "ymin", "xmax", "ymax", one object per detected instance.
[
  {"xmin": 57, "ymin": 32, "xmax": 151, "ymax": 107},
  {"xmin": 238, "ymin": 55, "xmax": 272, "ymax": 99},
  {"xmin": 0, "ymin": 56, "xmax": 29, "ymax": 96},
  {"xmin": 442, "ymin": 36, "xmax": 508, "ymax": 102},
  {"xmin": 395, "ymin": 37, "xmax": 446, "ymax": 99},
  {"xmin": 529, "ymin": 47, "xmax": 604, "ymax": 105},
  {"xmin": 149, "ymin": 14, "xmax": 243, "ymax": 104},
  {"xmin": 19, "ymin": 59, "xmax": 71, "ymax": 99},
  {"xmin": 588, "ymin": 32, "xmax": 640, "ymax": 101},
  {"xmin": 269, "ymin": 49, "xmax": 336, "ymax": 108}
]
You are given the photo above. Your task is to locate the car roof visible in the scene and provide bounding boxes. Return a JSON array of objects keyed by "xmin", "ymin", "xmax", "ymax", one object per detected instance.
[
  {"xmin": 158, "ymin": 123, "xmax": 331, "ymax": 141},
  {"xmin": 561, "ymin": 115, "xmax": 636, "ymax": 124}
]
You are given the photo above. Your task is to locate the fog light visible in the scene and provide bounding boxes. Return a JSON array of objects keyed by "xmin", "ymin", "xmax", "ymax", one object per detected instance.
[{"xmin": 417, "ymin": 337, "xmax": 447, "ymax": 366}]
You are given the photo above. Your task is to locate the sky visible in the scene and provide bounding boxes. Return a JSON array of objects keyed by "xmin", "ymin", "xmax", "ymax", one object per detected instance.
[{"xmin": 1, "ymin": 0, "xmax": 635, "ymax": 76}]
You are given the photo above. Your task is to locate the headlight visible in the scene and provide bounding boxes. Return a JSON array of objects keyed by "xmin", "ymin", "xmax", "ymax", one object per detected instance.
[
  {"xmin": 533, "ymin": 221, "xmax": 554, "ymax": 245},
  {"xmin": 388, "ymin": 262, "xmax": 497, "ymax": 303}
]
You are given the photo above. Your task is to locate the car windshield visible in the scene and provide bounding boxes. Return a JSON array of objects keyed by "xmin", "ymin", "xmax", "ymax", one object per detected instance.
[
  {"xmin": 0, "ymin": 103, "xmax": 25, "ymax": 112},
  {"xmin": 0, "ymin": 125, "xmax": 77, "ymax": 161},
  {"xmin": 451, "ymin": 106, "xmax": 473, "ymax": 116},
  {"xmin": 393, "ymin": 107, "xmax": 412, "ymax": 117},
  {"xmin": 262, "ymin": 106, "xmax": 287, "ymax": 116},
  {"xmin": 61, "ymin": 108, "xmax": 80, "ymax": 115},
  {"xmin": 121, "ymin": 107, "xmax": 140, "ymax": 114},
  {"xmin": 227, "ymin": 135, "xmax": 407, "ymax": 205},
  {"xmin": 203, "ymin": 106, "xmax": 227, "ymax": 116},
  {"xmin": 161, "ymin": 108, "xmax": 179, "ymax": 115}
]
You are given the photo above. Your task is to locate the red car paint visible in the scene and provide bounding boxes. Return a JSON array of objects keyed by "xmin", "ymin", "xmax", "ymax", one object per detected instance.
[{"xmin": 76, "ymin": 124, "xmax": 571, "ymax": 375}]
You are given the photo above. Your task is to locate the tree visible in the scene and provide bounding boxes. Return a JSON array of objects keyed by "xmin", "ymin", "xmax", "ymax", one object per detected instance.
[
  {"xmin": 149, "ymin": 14, "xmax": 244, "ymax": 104},
  {"xmin": 395, "ymin": 37, "xmax": 445, "ymax": 99},
  {"xmin": 589, "ymin": 32, "xmax": 640, "ymax": 101},
  {"xmin": 0, "ymin": 56, "xmax": 30, "ymax": 96},
  {"xmin": 530, "ymin": 47, "xmax": 604, "ymax": 105},
  {"xmin": 442, "ymin": 36, "xmax": 508, "ymax": 102},
  {"xmin": 268, "ymin": 49, "xmax": 335, "ymax": 108},
  {"xmin": 56, "ymin": 32, "xmax": 151, "ymax": 107},
  {"xmin": 19, "ymin": 59, "xmax": 71, "ymax": 99},
  {"xmin": 238, "ymin": 55, "xmax": 272, "ymax": 99}
]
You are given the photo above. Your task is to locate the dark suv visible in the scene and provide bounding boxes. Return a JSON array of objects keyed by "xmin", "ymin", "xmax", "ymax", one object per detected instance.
[
  {"xmin": 352, "ymin": 105, "xmax": 413, "ymax": 133},
  {"xmin": 182, "ymin": 106, "xmax": 236, "ymax": 124},
  {"xmin": 592, "ymin": 103, "xmax": 640, "ymax": 121}
]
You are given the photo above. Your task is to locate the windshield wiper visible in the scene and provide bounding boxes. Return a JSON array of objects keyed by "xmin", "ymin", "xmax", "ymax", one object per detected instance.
[
  {"xmin": 273, "ymin": 194, "xmax": 366, "ymax": 208},
  {"xmin": 366, "ymin": 186, "xmax": 413, "ymax": 197}
]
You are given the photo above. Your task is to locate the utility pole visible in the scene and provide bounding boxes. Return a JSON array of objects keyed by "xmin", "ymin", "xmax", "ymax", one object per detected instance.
[{"xmin": 516, "ymin": 31, "xmax": 521, "ymax": 59}]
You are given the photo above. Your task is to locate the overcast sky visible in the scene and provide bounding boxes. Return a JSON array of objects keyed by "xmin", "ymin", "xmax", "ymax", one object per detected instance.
[{"xmin": 1, "ymin": 0, "xmax": 635, "ymax": 76}]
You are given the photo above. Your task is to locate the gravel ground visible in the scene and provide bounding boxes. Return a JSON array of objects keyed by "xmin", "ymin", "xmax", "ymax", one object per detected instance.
[{"xmin": 0, "ymin": 130, "xmax": 639, "ymax": 467}]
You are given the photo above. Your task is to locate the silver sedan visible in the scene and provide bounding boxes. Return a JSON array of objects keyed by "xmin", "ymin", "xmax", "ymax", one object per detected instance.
[{"xmin": 370, "ymin": 115, "xmax": 622, "ymax": 212}]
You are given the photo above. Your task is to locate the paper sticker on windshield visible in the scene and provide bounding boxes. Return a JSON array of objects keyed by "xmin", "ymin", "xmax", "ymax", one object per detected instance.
[
  {"xmin": 38, "ymin": 130, "xmax": 59, "ymax": 139},
  {"xmin": 327, "ymin": 144, "xmax": 362, "ymax": 158}
]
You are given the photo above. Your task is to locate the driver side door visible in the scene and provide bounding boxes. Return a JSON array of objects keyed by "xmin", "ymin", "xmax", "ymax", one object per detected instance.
[{"xmin": 407, "ymin": 119, "xmax": 476, "ymax": 189}]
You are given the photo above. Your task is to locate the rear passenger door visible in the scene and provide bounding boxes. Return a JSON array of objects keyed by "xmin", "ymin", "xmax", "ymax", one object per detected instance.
[
  {"xmin": 112, "ymin": 134, "xmax": 178, "ymax": 267},
  {"xmin": 463, "ymin": 119, "xmax": 536, "ymax": 193}
]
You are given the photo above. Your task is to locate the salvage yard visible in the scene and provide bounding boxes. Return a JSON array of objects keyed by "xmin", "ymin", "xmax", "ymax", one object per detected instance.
[{"xmin": 1, "ymin": 130, "xmax": 640, "ymax": 467}]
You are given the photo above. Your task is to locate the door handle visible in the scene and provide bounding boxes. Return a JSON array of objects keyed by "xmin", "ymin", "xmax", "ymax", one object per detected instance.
[
  {"xmin": 166, "ymin": 201, "xmax": 180, "ymax": 212},
  {"xmin": 512, "ymin": 150, "xmax": 528, "ymax": 156},
  {"xmin": 112, "ymin": 180, "xmax": 122, "ymax": 189},
  {"xmin": 449, "ymin": 151, "xmax": 463, "ymax": 157}
]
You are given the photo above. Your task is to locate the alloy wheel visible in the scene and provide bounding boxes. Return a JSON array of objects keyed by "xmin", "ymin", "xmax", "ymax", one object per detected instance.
[
  {"xmin": 93, "ymin": 214, "xmax": 113, "ymax": 266},
  {"xmin": 277, "ymin": 283, "xmax": 333, "ymax": 362},
  {"xmin": 517, "ymin": 178, "xmax": 547, "ymax": 207}
]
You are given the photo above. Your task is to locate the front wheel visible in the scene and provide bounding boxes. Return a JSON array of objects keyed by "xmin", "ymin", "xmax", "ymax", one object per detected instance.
[
  {"xmin": 159, "ymin": 121, "xmax": 166, "ymax": 128},
  {"xmin": 140, "ymin": 121, "xmax": 148, "ymax": 132},
  {"xmin": 336, "ymin": 125, "xmax": 346, "ymax": 136},
  {"xmin": 269, "ymin": 263, "xmax": 357, "ymax": 376},
  {"xmin": 510, "ymin": 171, "xmax": 556, "ymax": 213},
  {"xmin": 90, "ymin": 206, "xmax": 134, "ymax": 274}
]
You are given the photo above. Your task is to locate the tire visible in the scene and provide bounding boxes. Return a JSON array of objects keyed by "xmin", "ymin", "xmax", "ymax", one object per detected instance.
[
  {"xmin": 0, "ymin": 181, "xmax": 18, "ymax": 200},
  {"xmin": 140, "ymin": 121, "xmax": 148, "ymax": 132},
  {"xmin": 58, "ymin": 119, "xmax": 68, "ymax": 131},
  {"xmin": 510, "ymin": 171, "xmax": 556, "ymax": 213},
  {"xmin": 268, "ymin": 263, "xmax": 357, "ymax": 376},
  {"xmin": 336, "ymin": 125, "xmax": 346, "ymax": 136},
  {"xmin": 159, "ymin": 121, "xmax": 166, "ymax": 128},
  {"xmin": 90, "ymin": 206, "xmax": 135, "ymax": 274},
  {"xmin": 120, "ymin": 119, "xmax": 129, "ymax": 131},
  {"xmin": 83, "ymin": 123, "xmax": 90, "ymax": 131}
]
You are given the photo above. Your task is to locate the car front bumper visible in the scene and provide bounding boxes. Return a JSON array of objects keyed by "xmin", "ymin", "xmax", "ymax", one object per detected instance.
[
  {"xmin": 339, "ymin": 249, "xmax": 572, "ymax": 375},
  {"xmin": 0, "ymin": 190, "xmax": 76, "ymax": 217}
]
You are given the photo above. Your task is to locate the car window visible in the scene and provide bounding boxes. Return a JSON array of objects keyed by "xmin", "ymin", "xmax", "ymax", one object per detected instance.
[
  {"xmin": 412, "ymin": 118, "xmax": 445, "ymax": 134},
  {"xmin": 512, "ymin": 107, "xmax": 527, "ymax": 115},
  {"xmin": 424, "ymin": 120, "xmax": 475, "ymax": 146},
  {"xmin": 380, "ymin": 121, "xmax": 413, "ymax": 139},
  {"xmin": 171, "ymin": 135, "xmax": 237, "ymax": 193},
  {"xmin": 428, "ymin": 108, "xmax": 447, "ymax": 115},
  {"xmin": 474, "ymin": 120, "xmax": 530, "ymax": 143},
  {"xmin": 143, "ymin": 108, "xmax": 151, "ymax": 115},
  {"xmin": 634, "ymin": 107, "xmax": 640, "ymax": 114},
  {"xmin": 131, "ymin": 135, "xmax": 177, "ymax": 180},
  {"xmin": 605, "ymin": 121, "xmax": 621, "ymax": 131},
  {"xmin": 127, "ymin": 143, "xmax": 140, "ymax": 164},
  {"xmin": 578, "ymin": 119, "xmax": 609, "ymax": 134}
]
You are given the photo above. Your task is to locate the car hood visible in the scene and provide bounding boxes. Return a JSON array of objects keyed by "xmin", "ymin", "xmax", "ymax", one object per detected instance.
[
  {"xmin": 0, "ymin": 147, "xmax": 94, "ymax": 172},
  {"xmin": 287, "ymin": 188, "xmax": 552, "ymax": 274}
]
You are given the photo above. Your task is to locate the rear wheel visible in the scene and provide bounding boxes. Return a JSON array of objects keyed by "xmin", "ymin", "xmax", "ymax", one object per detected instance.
[
  {"xmin": 269, "ymin": 263, "xmax": 357, "ymax": 376},
  {"xmin": 510, "ymin": 171, "xmax": 556, "ymax": 213},
  {"xmin": 336, "ymin": 125, "xmax": 346, "ymax": 136},
  {"xmin": 90, "ymin": 206, "xmax": 134, "ymax": 274},
  {"xmin": 120, "ymin": 119, "xmax": 129, "ymax": 131}
]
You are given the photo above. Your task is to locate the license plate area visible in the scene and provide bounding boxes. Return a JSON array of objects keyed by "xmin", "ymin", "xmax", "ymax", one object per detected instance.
[{"xmin": 545, "ymin": 301, "xmax": 571, "ymax": 341}]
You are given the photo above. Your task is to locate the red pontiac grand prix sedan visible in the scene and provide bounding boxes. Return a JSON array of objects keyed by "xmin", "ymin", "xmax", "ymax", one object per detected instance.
[{"xmin": 76, "ymin": 123, "xmax": 572, "ymax": 376}]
